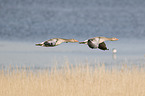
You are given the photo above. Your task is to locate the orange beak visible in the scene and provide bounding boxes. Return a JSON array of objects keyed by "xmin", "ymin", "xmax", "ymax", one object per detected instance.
[
  {"xmin": 75, "ymin": 40, "xmax": 79, "ymax": 42},
  {"xmin": 116, "ymin": 38, "xmax": 119, "ymax": 40}
]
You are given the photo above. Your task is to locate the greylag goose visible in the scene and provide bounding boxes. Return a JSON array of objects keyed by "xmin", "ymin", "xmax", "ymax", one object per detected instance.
[
  {"xmin": 79, "ymin": 37, "xmax": 119, "ymax": 50},
  {"xmin": 36, "ymin": 38, "xmax": 78, "ymax": 47}
]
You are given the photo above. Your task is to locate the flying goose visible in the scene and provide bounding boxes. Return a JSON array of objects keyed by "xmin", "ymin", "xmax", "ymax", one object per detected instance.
[
  {"xmin": 36, "ymin": 38, "xmax": 79, "ymax": 47},
  {"xmin": 79, "ymin": 37, "xmax": 119, "ymax": 50}
]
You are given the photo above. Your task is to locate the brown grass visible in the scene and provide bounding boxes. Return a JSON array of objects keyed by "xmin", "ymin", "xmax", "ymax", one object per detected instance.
[{"xmin": 0, "ymin": 64, "xmax": 145, "ymax": 96}]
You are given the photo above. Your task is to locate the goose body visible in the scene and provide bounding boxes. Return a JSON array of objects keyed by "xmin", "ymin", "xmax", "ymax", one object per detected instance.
[
  {"xmin": 79, "ymin": 37, "xmax": 118, "ymax": 50},
  {"xmin": 36, "ymin": 38, "xmax": 78, "ymax": 47}
]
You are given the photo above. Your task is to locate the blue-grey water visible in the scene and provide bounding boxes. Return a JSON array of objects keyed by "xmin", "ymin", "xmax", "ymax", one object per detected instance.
[{"xmin": 0, "ymin": 0, "xmax": 145, "ymax": 70}]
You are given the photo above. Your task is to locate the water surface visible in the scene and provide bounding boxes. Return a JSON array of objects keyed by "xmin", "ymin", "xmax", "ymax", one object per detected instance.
[
  {"xmin": 0, "ymin": 0, "xmax": 145, "ymax": 70},
  {"xmin": 0, "ymin": 38, "xmax": 144, "ymax": 70}
]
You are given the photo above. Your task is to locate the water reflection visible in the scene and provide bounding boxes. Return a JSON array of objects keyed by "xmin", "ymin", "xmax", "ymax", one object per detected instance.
[
  {"xmin": 0, "ymin": 41, "xmax": 145, "ymax": 70},
  {"xmin": 112, "ymin": 54, "xmax": 117, "ymax": 60},
  {"xmin": 112, "ymin": 48, "xmax": 117, "ymax": 60}
]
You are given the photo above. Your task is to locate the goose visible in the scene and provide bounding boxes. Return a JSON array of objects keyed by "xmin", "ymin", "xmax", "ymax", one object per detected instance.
[
  {"xmin": 79, "ymin": 37, "xmax": 119, "ymax": 50},
  {"xmin": 36, "ymin": 38, "xmax": 79, "ymax": 47}
]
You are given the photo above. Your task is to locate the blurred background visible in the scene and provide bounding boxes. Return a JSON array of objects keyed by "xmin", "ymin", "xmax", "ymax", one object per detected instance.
[{"xmin": 0, "ymin": 0, "xmax": 145, "ymax": 69}]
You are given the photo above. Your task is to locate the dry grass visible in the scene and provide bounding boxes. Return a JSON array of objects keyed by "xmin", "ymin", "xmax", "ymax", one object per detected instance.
[{"xmin": 0, "ymin": 64, "xmax": 145, "ymax": 96}]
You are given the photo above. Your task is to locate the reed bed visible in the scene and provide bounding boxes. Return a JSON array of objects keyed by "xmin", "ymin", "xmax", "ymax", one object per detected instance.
[{"xmin": 0, "ymin": 64, "xmax": 145, "ymax": 96}]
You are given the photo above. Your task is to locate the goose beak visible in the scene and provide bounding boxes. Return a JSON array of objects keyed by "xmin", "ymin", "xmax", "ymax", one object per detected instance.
[
  {"xmin": 75, "ymin": 40, "xmax": 79, "ymax": 42},
  {"xmin": 116, "ymin": 38, "xmax": 119, "ymax": 40}
]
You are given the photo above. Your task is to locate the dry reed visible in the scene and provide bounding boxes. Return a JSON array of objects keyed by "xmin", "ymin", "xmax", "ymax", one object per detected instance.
[{"xmin": 0, "ymin": 64, "xmax": 145, "ymax": 96}]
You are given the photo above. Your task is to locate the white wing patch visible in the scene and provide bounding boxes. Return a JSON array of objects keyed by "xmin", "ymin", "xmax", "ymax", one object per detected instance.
[
  {"xmin": 99, "ymin": 38, "xmax": 105, "ymax": 43},
  {"xmin": 91, "ymin": 38, "xmax": 100, "ymax": 47}
]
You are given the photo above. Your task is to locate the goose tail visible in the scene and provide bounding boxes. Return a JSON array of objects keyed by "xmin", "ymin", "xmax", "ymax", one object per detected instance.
[
  {"xmin": 35, "ymin": 43, "xmax": 43, "ymax": 46},
  {"xmin": 79, "ymin": 42, "xmax": 87, "ymax": 44}
]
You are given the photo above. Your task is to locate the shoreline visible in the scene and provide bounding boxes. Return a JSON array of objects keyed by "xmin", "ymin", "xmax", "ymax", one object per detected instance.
[{"xmin": 0, "ymin": 64, "xmax": 145, "ymax": 96}]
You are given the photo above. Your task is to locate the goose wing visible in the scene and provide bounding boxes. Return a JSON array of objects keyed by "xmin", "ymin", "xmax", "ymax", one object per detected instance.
[
  {"xmin": 87, "ymin": 39, "xmax": 99, "ymax": 49},
  {"xmin": 98, "ymin": 42, "xmax": 109, "ymax": 50}
]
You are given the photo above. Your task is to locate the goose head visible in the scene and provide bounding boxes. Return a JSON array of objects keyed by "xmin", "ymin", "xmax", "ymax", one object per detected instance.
[
  {"xmin": 67, "ymin": 39, "xmax": 79, "ymax": 42},
  {"xmin": 110, "ymin": 37, "xmax": 119, "ymax": 41}
]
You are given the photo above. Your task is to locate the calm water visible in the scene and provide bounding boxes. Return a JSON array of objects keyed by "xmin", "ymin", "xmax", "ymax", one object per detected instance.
[
  {"xmin": 0, "ymin": 39, "xmax": 145, "ymax": 70},
  {"xmin": 0, "ymin": 0, "xmax": 145, "ymax": 69}
]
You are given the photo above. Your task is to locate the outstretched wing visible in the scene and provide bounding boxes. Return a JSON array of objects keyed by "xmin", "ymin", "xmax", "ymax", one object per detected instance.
[
  {"xmin": 87, "ymin": 39, "xmax": 99, "ymax": 49},
  {"xmin": 98, "ymin": 42, "xmax": 109, "ymax": 50}
]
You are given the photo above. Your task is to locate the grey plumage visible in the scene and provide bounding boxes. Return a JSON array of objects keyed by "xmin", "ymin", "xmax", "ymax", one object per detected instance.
[{"xmin": 79, "ymin": 36, "xmax": 118, "ymax": 51}]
